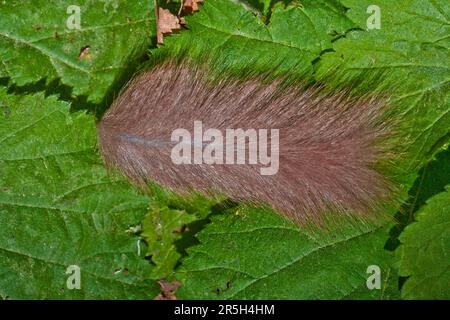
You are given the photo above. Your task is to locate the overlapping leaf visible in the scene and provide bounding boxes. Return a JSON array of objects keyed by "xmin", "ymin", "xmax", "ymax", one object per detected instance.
[
  {"xmin": 0, "ymin": 0, "xmax": 155, "ymax": 103},
  {"xmin": 0, "ymin": 88, "xmax": 158, "ymax": 299},
  {"xmin": 142, "ymin": 205, "xmax": 197, "ymax": 279},
  {"xmin": 397, "ymin": 186, "xmax": 450, "ymax": 299}
]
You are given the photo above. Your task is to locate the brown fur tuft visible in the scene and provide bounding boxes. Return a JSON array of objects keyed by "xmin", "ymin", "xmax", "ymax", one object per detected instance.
[{"xmin": 97, "ymin": 62, "xmax": 397, "ymax": 225}]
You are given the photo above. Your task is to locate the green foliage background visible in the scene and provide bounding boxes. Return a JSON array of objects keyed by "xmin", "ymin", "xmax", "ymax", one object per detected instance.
[{"xmin": 0, "ymin": 0, "xmax": 448, "ymax": 299}]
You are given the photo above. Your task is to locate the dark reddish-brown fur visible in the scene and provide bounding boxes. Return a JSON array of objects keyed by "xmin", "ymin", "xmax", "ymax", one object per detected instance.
[{"xmin": 97, "ymin": 62, "xmax": 395, "ymax": 225}]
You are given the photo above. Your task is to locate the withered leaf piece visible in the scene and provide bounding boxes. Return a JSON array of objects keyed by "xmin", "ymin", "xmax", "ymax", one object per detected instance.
[
  {"xmin": 157, "ymin": 8, "xmax": 182, "ymax": 44},
  {"xmin": 153, "ymin": 279, "xmax": 181, "ymax": 300},
  {"xmin": 183, "ymin": 0, "xmax": 204, "ymax": 14}
]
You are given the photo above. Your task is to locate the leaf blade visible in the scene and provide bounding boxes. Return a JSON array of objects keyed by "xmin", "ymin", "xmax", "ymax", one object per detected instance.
[{"xmin": 0, "ymin": 88, "xmax": 158, "ymax": 299}]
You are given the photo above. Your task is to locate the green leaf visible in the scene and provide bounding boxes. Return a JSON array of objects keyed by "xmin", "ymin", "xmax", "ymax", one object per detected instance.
[
  {"xmin": 240, "ymin": 0, "xmax": 272, "ymax": 16},
  {"xmin": 0, "ymin": 88, "xmax": 158, "ymax": 299},
  {"xmin": 154, "ymin": 0, "xmax": 354, "ymax": 79},
  {"xmin": 316, "ymin": 0, "xmax": 450, "ymax": 182},
  {"xmin": 146, "ymin": 182, "xmax": 219, "ymax": 219},
  {"xmin": 397, "ymin": 186, "xmax": 450, "ymax": 299},
  {"xmin": 0, "ymin": 0, "xmax": 155, "ymax": 103},
  {"xmin": 176, "ymin": 206, "xmax": 399, "ymax": 299},
  {"xmin": 406, "ymin": 145, "xmax": 450, "ymax": 220},
  {"xmin": 140, "ymin": 184, "xmax": 221, "ymax": 279},
  {"xmin": 141, "ymin": 205, "xmax": 197, "ymax": 279},
  {"xmin": 386, "ymin": 145, "xmax": 450, "ymax": 252}
]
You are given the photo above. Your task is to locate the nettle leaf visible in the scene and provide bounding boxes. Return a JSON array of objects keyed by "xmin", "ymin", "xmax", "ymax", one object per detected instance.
[
  {"xmin": 0, "ymin": 88, "xmax": 158, "ymax": 299},
  {"xmin": 176, "ymin": 206, "xmax": 399, "ymax": 299},
  {"xmin": 397, "ymin": 186, "xmax": 450, "ymax": 299},
  {"xmin": 155, "ymin": 0, "xmax": 354, "ymax": 78},
  {"xmin": 316, "ymin": 0, "xmax": 450, "ymax": 184},
  {"xmin": 0, "ymin": 0, "xmax": 155, "ymax": 103}
]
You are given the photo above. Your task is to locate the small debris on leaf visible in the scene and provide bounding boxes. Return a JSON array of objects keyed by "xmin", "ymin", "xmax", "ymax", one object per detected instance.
[
  {"xmin": 78, "ymin": 46, "xmax": 91, "ymax": 60},
  {"xmin": 153, "ymin": 279, "xmax": 181, "ymax": 300}
]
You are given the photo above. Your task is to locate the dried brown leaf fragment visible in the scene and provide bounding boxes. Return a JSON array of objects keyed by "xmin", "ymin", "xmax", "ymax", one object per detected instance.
[
  {"xmin": 157, "ymin": 8, "xmax": 182, "ymax": 44},
  {"xmin": 153, "ymin": 279, "xmax": 181, "ymax": 300},
  {"xmin": 182, "ymin": 0, "xmax": 204, "ymax": 14}
]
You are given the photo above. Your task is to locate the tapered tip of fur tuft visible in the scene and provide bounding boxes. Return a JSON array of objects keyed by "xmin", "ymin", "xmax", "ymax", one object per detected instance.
[{"xmin": 97, "ymin": 61, "xmax": 399, "ymax": 227}]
